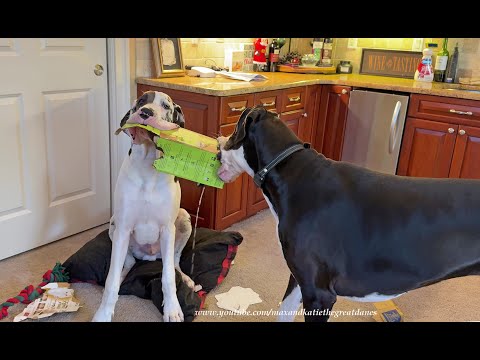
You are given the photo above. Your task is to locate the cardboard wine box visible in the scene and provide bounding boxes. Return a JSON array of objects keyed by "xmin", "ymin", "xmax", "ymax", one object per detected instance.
[{"xmin": 121, "ymin": 124, "xmax": 224, "ymax": 189}]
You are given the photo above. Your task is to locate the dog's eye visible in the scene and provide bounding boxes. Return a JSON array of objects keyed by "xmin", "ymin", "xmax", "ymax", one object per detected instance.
[{"xmin": 162, "ymin": 102, "xmax": 170, "ymax": 110}]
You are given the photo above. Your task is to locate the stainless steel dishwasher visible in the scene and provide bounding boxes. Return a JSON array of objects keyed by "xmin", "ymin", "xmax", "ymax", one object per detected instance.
[{"xmin": 341, "ymin": 89, "xmax": 409, "ymax": 175}]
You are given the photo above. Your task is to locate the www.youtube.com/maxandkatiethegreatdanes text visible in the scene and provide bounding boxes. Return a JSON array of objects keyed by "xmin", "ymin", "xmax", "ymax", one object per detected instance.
[{"xmin": 195, "ymin": 308, "xmax": 377, "ymax": 318}]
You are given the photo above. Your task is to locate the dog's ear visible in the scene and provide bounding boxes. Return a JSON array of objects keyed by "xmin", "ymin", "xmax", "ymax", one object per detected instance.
[
  {"xmin": 172, "ymin": 102, "xmax": 185, "ymax": 128},
  {"xmin": 114, "ymin": 109, "xmax": 133, "ymax": 135},
  {"xmin": 224, "ymin": 107, "xmax": 261, "ymax": 150}
]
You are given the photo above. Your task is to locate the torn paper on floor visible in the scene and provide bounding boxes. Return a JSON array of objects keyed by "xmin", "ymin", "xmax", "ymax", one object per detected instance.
[
  {"xmin": 215, "ymin": 286, "xmax": 262, "ymax": 313},
  {"xmin": 14, "ymin": 282, "xmax": 80, "ymax": 322}
]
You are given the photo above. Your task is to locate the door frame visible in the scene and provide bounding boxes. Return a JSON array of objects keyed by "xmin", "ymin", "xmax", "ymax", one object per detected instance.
[{"xmin": 107, "ymin": 38, "xmax": 132, "ymax": 212}]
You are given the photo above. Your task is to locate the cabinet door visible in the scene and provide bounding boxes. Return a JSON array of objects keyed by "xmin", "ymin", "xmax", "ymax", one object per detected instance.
[
  {"xmin": 397, "ymin": 117, "xmax": 457, "ymax": 178},
  {"xmin": 449, "ymin": 125, "xmax": 480, "ymax": 179},
  {"xmin": 313, "ymin": 85, "xmax": 350, "ymax": 160},
  {"xmin": 280, "ymin": 109, "xmax": 309, "ymax": 141},
  {"xmin": 216, "ymin": 123, "xmax": 249, "ymax": 230}
]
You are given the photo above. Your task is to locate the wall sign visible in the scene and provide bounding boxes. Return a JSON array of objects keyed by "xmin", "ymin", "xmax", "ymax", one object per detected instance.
[{"xmin": 359, "ymin": 49, "xmax": 423, "ymax": 79}]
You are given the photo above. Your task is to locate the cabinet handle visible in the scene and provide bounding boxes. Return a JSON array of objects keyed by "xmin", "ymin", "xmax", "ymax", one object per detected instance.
[
  {"xmin": 450, "ymin": 109, "xmax": 473, "ymax": 116},
  {"xmin": 459, "ymin": 129, "xmax": 466, "ymax": 135},
  {"xmin": 303, "ymin": 112, "xmax": 308, "ymax": 117},
  {"xmin": 448, "ymin": 127, "xmax": 455, "ymax": 134},
  {"xmin": 288, "ymin": 96, "xmax": 301, "ymax": 102},
  {"xmin": 230, "ymin": 106, "xmax": 246, "ymax": 112},
  {"xmin": 388, "ymin": 101, "xmax": 402, "ymax": 154},
  {"xmin": 262, "ymin": 101, "xmax": 276, "ymax": 107},
  {"xmin": 341, "ymin": 89, "xmax": 348, "ymax": 95}
]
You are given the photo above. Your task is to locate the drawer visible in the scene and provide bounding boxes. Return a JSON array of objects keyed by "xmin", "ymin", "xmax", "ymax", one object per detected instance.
[
  {"xmin": 220, "ymin": 94, "xmax": 254, "ymax": 125},
  {"xmin": 219, "ymin": 123, "xmax": 237, "ymax": 137},
  {"xmin": 281, "ymin": 87, "xmax": 306, "ymax": 113},
  {"xmin": 254, "ymin": 90, "xmax": 283, "ymax": 115},
  {"xmin": 409, "ymin": 94, "xmax": 480, "ymax": 125}
]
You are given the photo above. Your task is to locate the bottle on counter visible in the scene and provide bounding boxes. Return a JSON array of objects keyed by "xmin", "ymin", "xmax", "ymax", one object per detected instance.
[
  {"xmin": 312, "ymin": 38, "xmax": 324, "ymax": 61},
  {"xmin": 426, "ymin": 42, "xmax": 438, "ymax": 71},
  {"xmin": 444, "ymin": 43, "xmax": 459, "ymax": 83},
  {"xmin": 434, "ymin": 38, "xmax": 449, "ymax": 82},
  {"xmin": 268, "ymin": 38, "xmax": 280, "ymax": 72},
  {"xmin": 321, "ymin": 38, "xmax": 333, "ymax": 65},
  {"xmin": 414, "ymin": 48, "xmax": 434, "ymax": 82}
]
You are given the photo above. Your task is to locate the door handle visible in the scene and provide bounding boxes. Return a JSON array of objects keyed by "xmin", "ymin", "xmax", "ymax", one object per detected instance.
[
  {"xmin": 94, "ymin": 64, "xmax": 104, "ymax": 76},
  {"xmin": 388, "ymin": 101, "xmax": 402, "ymax": 154}
]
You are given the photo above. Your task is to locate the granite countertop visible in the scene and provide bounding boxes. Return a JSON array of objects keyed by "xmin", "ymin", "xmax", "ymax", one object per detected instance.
[{"xmin": 137, "ymin": 73, "xmax": 480, "ymax": 101}]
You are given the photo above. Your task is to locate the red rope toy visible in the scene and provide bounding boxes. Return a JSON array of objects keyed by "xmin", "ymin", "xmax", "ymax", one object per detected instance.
[{"xmin": 0, "ymin": 262, "xmax": 69, "ymax": 320}]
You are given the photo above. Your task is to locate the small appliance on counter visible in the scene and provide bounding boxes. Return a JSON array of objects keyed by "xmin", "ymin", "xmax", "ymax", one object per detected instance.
[{"xmin": 186, "ymin": 66, "xmax": 217, "ymax": 78}]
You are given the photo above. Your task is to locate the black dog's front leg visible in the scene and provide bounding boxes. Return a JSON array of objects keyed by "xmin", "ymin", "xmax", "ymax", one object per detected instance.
[
  {"xmin": 289, "ymin": 262, "xmax": 337, "ymax": 322},
  {"xmin": 301, "ymin": 287, "xmax": 336, "ymax": 322}
]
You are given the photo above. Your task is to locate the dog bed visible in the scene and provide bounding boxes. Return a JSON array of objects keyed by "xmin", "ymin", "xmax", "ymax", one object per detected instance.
[{"xmin": 62, "ymin": 227, "xmax": 243, "ymax": 322}]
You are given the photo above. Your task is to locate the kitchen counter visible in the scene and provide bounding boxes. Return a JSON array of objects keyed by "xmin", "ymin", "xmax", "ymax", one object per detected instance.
[{"xmin": 137, "ymin": 73, "xmax": 480, "ymax": 100}]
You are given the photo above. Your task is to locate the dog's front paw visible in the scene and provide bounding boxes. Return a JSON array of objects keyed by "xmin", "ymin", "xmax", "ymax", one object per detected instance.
[
  {"xmin": 92, "ymin": 308, "xmax": 113, "ymax": 322},
  {"xmin": 163, "ymin": 300, "xmax": 184, "ymax": 322}
]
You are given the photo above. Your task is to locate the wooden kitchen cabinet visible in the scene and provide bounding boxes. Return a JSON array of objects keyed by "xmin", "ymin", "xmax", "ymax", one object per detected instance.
[
  {"xmin": 397, "ymin": 94, "xmax": 480, "ymax": 179},
  {"xmin": 245, "ymin": 87, "xmax": 318, "ymax": 217},
  {"xmin": 137, "ymin": 83, "xmax": 316, "ymax": 230},
  {"xmin": 396, "ymin": 118, "xmax": 457, "ymax": 178},
  {"xmin": 313, "ymin": 85, "xmax": 351, "ymax": 160}
]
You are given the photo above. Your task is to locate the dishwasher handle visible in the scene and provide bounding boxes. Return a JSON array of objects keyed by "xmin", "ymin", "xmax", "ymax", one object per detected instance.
[{"xmin": 388, "ymin": 101, "xmax": 402, "ymax": 154}]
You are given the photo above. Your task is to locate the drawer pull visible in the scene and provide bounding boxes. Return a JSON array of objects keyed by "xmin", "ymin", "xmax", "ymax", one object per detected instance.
[
  {"xmin": 262, "ymin": 101, "xmax": 276, "ymax": 107},
  {"xmin": 450, "ymin": 109, "xmax": 473, "ymax": 116},
  {"xmin": 288, "ymin": 96, "xmax": 301, "ymax": 102},
  {"xmin": 459, "ymin": 129, "xmax": 466, "ymax": 135},
  {"xmin": 230, "ymin": 106, "xmax": 246, "ymax": 112},
  {"xmin": 448, "ymin": 128, "xmax": 455, "ymax": 134},
  {"xmin": 341, "ymin": 89, "xmax": 348, "ymax": 95}
]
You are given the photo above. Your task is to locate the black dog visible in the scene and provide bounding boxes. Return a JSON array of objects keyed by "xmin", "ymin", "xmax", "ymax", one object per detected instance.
[{"xmin": 217, "ymin": 105, "xmax": 480, "ymax": 322}]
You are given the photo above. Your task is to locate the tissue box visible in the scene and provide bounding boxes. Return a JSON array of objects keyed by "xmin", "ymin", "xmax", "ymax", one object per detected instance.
[{"xmin": 122, "ymin": 124, "xmax": 224, "ymax": 189}]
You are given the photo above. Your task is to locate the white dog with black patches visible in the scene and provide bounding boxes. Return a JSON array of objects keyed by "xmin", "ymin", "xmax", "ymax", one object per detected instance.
[{"xmin": 92, "ymin": 91, "xmax": 195, "ymax": 322}]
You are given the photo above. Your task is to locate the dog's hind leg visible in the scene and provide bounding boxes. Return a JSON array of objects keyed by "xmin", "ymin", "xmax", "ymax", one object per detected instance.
[
  {"xmin": 92, "ymin": 227, "xmax": 130, "ymax": 322},
  {"xmin": 120, "ymin": 250, "xmax": 136, "ymax": 283},
  {"xmin": 173, "ymin": 208, "xmax": 195, "ymax": 290},
  {"xmin": 278, "ymin": 274, "xmax": 303, "ymax": 322}
]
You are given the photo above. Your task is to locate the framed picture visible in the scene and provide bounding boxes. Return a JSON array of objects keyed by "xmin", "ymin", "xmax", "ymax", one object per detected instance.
[{"xmin": 151, "ymin": 38, "xmax": 185, "ymax": 78}]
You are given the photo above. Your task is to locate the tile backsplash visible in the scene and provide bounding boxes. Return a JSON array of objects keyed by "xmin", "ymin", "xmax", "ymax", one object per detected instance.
[
  {"xmin": 136, "ymin": 38, "xmax": 255, "ymax": 77},
  {"xmin": 135, "ymin": 38, "xmax": 480, "ymax": 82},
  {"xmin": 332, "ymin": 38, "xmax": 480, "ymax": 80}
]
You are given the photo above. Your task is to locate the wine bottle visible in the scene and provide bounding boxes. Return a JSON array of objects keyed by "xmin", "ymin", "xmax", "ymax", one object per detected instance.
[
  {"xmin": 434, "ymin": 38, "xmax": 449, "ymax": 82},
  {"xmin": 268, "ymin": 38, "xmax": 280, "ymax": 72},
  {"xmin": 444, "ymin": 43, "xmax": 459, "ymax": 83}
]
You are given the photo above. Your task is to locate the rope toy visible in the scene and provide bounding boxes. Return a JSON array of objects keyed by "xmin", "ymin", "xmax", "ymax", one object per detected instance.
[{"xmin": 0, "ymin": 262, "xmax": 69, "ymax": 320}]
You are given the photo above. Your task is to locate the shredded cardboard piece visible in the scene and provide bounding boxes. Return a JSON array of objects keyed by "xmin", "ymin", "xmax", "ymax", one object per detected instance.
[
  {"xmin": 215, "ymin": 286, "xmax": 262, "ymax": 313},
  {"xmin": 14, "ymin": 282, "xmax": 80, "ymax": 322},
  {"xmin": 372, "ymin": 300, "xmax": 404, "ymax": 322}
]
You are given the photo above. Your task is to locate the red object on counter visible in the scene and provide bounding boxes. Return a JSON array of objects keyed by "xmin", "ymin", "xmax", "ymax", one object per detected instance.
[{"xmin": 253, "ymin": 38, "xmax": 268, "ymax": 65}]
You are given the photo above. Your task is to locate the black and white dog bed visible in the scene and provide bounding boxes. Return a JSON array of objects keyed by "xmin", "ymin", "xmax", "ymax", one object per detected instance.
[{"xmin": 62, "ymin": 228, "xmax": 243, "ymax": 321}]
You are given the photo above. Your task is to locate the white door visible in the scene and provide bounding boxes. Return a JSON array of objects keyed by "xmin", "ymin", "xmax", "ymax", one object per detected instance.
[{"xmin": 0, "ymin": 38, "xmax": 110, "ymax": 260}]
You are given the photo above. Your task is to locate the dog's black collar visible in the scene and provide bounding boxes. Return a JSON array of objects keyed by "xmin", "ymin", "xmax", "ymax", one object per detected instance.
[{"xmin": 253, "ymin": 143, "xmax": 310, "ymax": 187}]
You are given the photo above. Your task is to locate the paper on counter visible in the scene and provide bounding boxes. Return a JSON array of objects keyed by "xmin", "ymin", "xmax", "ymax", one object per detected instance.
[
  {"xmin": 215, "ymin": 286, "xmax": 262, "ymax": 313},
  {"xmin": 14, "ymin": 282, "xmax": 80, "ymax": 322}
]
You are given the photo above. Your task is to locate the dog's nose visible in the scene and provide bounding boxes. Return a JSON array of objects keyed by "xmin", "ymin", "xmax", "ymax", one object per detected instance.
[{"xmin": 139, "ymin": 107, "xmax": 154, "ymax": 120}]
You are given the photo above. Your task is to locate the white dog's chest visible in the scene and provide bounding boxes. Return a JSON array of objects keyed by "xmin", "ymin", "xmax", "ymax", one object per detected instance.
[{"xmin": 114, "ymin": 152, "xmax": 181, "ymax": 258}]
